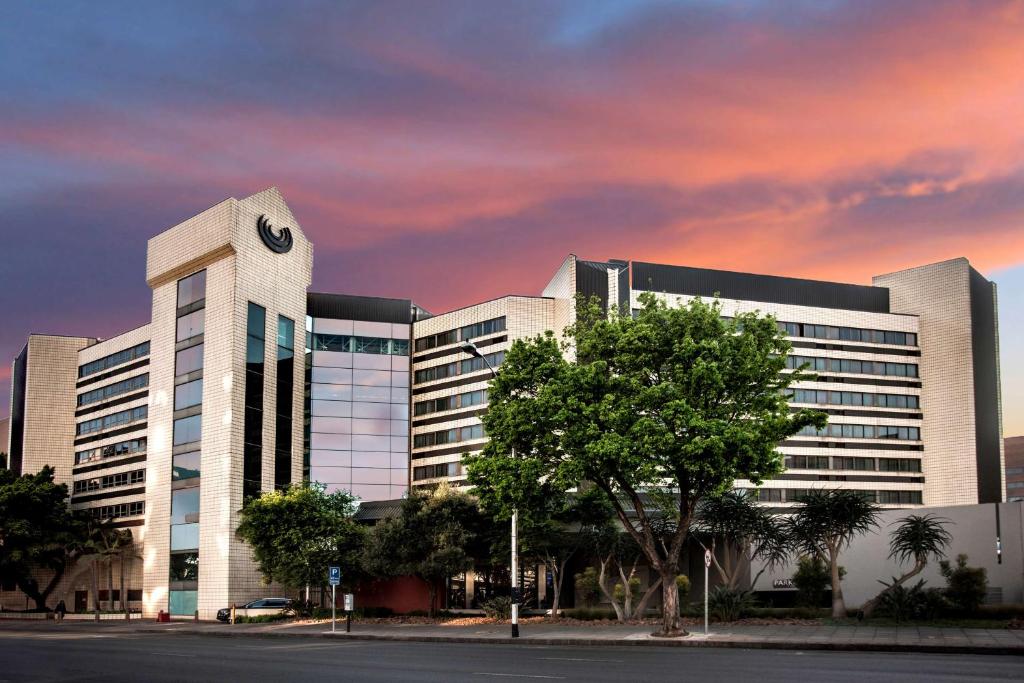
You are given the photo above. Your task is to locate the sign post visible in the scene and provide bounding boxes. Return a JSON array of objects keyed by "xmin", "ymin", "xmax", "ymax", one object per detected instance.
[
  {"xmin": 704, "ymin": 549, "xmax": 711, "ymax": 636},
  {"xmin": 328, "ymin": 566, "xmax": 341, "ymax": 634}
]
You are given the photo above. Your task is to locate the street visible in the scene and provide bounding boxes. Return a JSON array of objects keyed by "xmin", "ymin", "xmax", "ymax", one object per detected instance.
[{"xmin": 0, "ymin": 629, "xmax": 1019, "ymax": 682}]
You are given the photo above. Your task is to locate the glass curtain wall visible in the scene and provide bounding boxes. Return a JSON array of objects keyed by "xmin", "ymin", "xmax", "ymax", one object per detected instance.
[
  {"xmin": 243, "ymin": 303, "xmax": 266, "ymax": 501},
  {"xmin": 169, "ymin": 269, "xmax": 205, "ymax": 616}
]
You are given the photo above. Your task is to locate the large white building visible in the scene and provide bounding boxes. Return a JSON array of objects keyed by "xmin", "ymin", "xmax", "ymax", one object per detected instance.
[{"xmin": 3, "ymin": 189, "xmax": 1005, "ymax": 618}]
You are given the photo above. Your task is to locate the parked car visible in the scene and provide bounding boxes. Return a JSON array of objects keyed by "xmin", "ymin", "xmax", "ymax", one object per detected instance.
[{"xmin": 216, "ymin": 598, "xmax": 292, "ymax": 623}]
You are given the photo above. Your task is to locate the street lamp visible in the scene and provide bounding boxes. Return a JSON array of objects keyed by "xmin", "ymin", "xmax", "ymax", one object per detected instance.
[{"xmin": 460, "ymin": 340, "xmax": 519, "ymax": 638}]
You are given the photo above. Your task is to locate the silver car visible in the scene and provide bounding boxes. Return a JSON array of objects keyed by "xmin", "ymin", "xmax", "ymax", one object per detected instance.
[{"xmin": 216, "ymin": 597, "xmax": 292, "ymax": 622}]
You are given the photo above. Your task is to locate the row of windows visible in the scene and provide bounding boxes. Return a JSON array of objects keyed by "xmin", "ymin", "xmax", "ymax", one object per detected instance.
[
  {"xmin": 414, "ymin": 317, "xmax": 506, "ymax": 352},
  {"xmin": 413, "ymin": 424, "xmax": 485, "ymax": 449},
  {"xmin": 413, "ymin": 462, "xmax": 463, "ymax": 481},
  {"xmin": 796, "ymin": 423, "xmax": 920, "ymax": 441},
  {"xmin": 77, "ymin": 374, "xmax": 149, "ymax": 407},
  {"xmin": 413, "ymin": 389, "xmax": 488, "ymax": 416},
  {"xmin": 75, "ymin": 437, "xmax": 147, "ymax": 465},
  {"xmin": 91, "ymin": 501, "xmax": 145, "ymax": 520},
  {"xmin": 76, "ymin": 405, "xmax": 148, "ymax": 436},
  {"xmin": 777, "ymin": 322, "xmax": 917, "ymax": 347},
  {"xmin": 244, "ymin": 302, "xmax": 265, "ymax": 502},
  {"xmin": 785, "ymin": 455, "xmax": 922, "ymax": 472},
  {"xmin": 786, "ymin": 356, "xmax": 919, "ymax": 378},
  {"xmin": 789, "ymin": 389, "xmax": 919, "ymax": 409},
  {"xmin": 78, "ymin": 342, "xmax": 150, "ymax": 379},
  {"xmin": 274, "ymin": 315, "xmax": 295, "ymax": 490},
  {"xmin": 311, "ymin": 333, "xmax": 410, "ymax": 356},
  {"xmin": 73, "ymin": 469, "xmax": 145, "ymax": 494},
  {"xmin": 749, "ymin": 488, "xmax": 922, "ymax": 505},
  {"xmin": 414, "ymin": 351, "xmax": 506, "ymax": 384}
]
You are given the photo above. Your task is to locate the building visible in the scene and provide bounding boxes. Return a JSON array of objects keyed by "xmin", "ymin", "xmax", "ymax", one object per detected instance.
[
  {"xmin": 1, "ymin": 188, "xmax": 1005, "ymax": 618},
  {"xmin": 1007, "ymin": 436, "xmax": 1024, "ymax": 502}
]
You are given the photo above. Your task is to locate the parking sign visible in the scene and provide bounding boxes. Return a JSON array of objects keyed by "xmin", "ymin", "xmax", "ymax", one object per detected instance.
[{"xmin": 329, "ymin": 566, "xmax": 341, "ymax": 586}]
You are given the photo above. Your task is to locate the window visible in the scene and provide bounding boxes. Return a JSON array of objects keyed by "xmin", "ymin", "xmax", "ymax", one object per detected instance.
[
  {"xmin": 878, "ymin": 458, "xmax": 922, "ymax": 473},
  {"xmin": 171, "ymin": 487, "xmax": 200, "ymax": 525},
  {"xmin": 413, "ymin": 462, "xmax": 462, "ymax": 481},
  {"xmin": 786, "ymin": 356, "xmax": 918, "ymax": 378},
  {"xmin": 833, "ymin": 457, "xmax": 875, "ymax": 471},
  {"xmin": 76, "ymin": 406, "xmax": 148, "ymax": 435},
  {"xmin": 172, "ymin": 451, "xmax": 201, "ymax": 481},
  {"xmin": 459, "ymin": 317, "xmax": 506, "ymax": 341},
  {"xmin": 169, "ymin": 552, "xmax": 199, "ymax": 582},
  {"xmin": 413, "ymin": 389, "xmax": 488, "ymax": 416},
  {"xmin": 784, "ymin": 455, "xmax": 829, "ymax": 469},
  {"xmin": 797, "ymin": 423, "xmax": 921, "ymax": 441},
  {"xmin": 414, "ymin": 329, "xmax": 457, "ymax": 352},
  {"xmin": 275, "ymin": 315, "xmax": 295, "ymax": 490},
  {"xmin": 413, "ymin": 424, "xmax": 484, "ymax": 448},
  {"xmin": 175, "ymin": 344, "xmax": 204, "ymax": 376},
  {"xmin": 173, "ymin": 415, "xmax": 202, "ymax": 446},
  {"xmin": 787, "ymin": 390, "xmax": 919, "ymax": 410},
  {"xmin": 176, "ymin": 310, "xmax": 205, "ymax": 342},
  {"xmin": 91, "ymin": 501, "xmax": 144, "ymax": 520},
  {"xmin": 174, "ymin": 378, "xmax": 203, "ymax": 411},
  {"xmin": 878, "ymin": 490, "xmax": 923, "ymax": 505},
  {"xmin": 168, "ymin": 590, "xmax": 197, "ymax": 616},
  {"xmin": 177, "ymin": 270, "xmax": 207, "ymax": 309},
  {"xmin": 78, "ymin": 342, "xmax": 151, "ymax": 379},
  {"xmin": 778, "ymin": 322, "xmax": 916, "ymax": 347},
  {"xmin": 244, "ymin": 303, "xmax": 266, "ymax": 501},
  {"xmin": 77, "ymin": 374, "xmax": 149, "ymax": 407},
  {"xmin": 73, "ymin": 469, "xmax": 146, "ymax": 494},
  {"xmin": 75, "ymin": 438, "xmax": 146, "ymax": 464},
  {"xmin": 313, "ymin": 333, "xmax": 410, "ymax": 356},
  {"xmin": 756, "ymin": 489, "xmax": 783, "ymax": 502}
]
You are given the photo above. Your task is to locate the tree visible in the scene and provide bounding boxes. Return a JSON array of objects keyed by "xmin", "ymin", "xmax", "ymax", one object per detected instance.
[
  {"xmin": 0, "ymin": 466, "xmax": 89, "ymax": 610},
  {"xmin": 236, "ymin": 483, "xmax": 365, "ymax": 599},
  {"xmin": 363, "ymin": 485, "xmax": 483, "ymax": 617},
  {"xmin": 940, "ymin": 554, "xmax": 987, "ymax": 614},
  {"xmin": 861, "ymin": 514, "xmax": 952, "ymax": 618},
  {"xmin": 471, "ymin": 294, "xmax": 824, "ymax": 635},
  {"xmin": 694, "ymin": 490, "xmax": 791, "ymax": 590},
  {"xmin": 787, "ymin": 489, "xmax": 880, "ymax": 618},
  {"xmin": 0, "ymin": 452, "xmax": 6, "ymax": 470}
]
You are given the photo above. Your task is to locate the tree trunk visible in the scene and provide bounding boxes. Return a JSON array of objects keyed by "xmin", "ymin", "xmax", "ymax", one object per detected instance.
[
  {"xmin": 596, "ymin": 556, "xmax": 625, "ymax": 621},
  {"xmin": 658, "ymin": 566, "xmax": 683, "ymax": 636},
  {"xmin": 861, "ymin": 561, "xmax": 925, "ymax": 618},
  {"xmin": 829, "ymin": 547, "xmax": 845, "ymax": 618},
  {"xmin": 428, "ymin": 583, "xmax": 437, "ymax": 618},
  {"xmin": 548, "ymin": 560, "xmax": 566, "ymax": 619},
  {"xmin": 107, "ymin": 556, "xmax": 114, "ymax": 612},
  {"xmin": 120, "ymin": 553, "xmax": 127, "ymax": 617},
  {"xmin": 631, "ymin": 577, "xmax": 662, "ymax": 619},
  {"xmin": 92, "ymin": 558, "xmax": 100, "ymax": 621}
]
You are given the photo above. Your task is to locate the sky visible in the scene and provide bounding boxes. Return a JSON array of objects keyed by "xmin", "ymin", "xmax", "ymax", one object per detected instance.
[{"xmin": 0, "ymin": 0, "xmax": 1022, "ymax": 434}]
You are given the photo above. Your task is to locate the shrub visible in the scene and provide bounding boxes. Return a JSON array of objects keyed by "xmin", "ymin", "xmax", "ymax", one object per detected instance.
[
  {"xmin": 482, "ymin": 596, "xmax": 513, "ymax": 620},
  {"xmin": 708, "ymin": 587, "xmax": 755, "ymax": 622},
  {"xmin": 613, "ymin": 577, "xmax": 641, "ymax": 604},
  {"xmin": 875, "ymin": 579, "xmax": 948, "ymax": 622},
  {"xmin": 791, "ymin": 556, "xmax": 843, "ymax": 607},
  {"xmin": 676, "ymin": 575, "xmax": 691, "ymax": 605},
  {"xmin": 562, "ymin": 607, "xmax": 618, "ymax": 621},
  {"xmin": 234, "ymin": 613, "xmax": 291, "ymax": 624},
  {"xmin": 940, "ymin": 554, "xmax": 987, "ymax": 614},
  {"xmin": 574, "ymin": 567, "xmax": 601, "ymax": 607}
]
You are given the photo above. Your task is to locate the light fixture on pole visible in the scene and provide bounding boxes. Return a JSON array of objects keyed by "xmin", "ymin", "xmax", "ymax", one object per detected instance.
[{"xmin": 459, "ymin": 340, "xmax": 519, "ymax": 638}]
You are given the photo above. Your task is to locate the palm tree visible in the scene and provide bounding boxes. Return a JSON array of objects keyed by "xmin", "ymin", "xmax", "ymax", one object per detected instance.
[
  {"xmin": 116, "ymin": 531, "xmax": 140, "ymax": 617},
  {"xmin": 860, "ymin": 514, "xmax": 952, "ymax": 618},
  {"xmin": 694, "ymin": 490, "xmax": 791, "ymax": 590},
  {"xmin": 786, "ymin": 489, "xmax": 880, "ymax": 618},
  {"xmin": 82, "ymin": 517, "xmax": 119, "ymax": 620}
]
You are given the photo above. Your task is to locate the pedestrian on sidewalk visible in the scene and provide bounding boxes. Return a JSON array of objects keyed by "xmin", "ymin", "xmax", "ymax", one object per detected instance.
[{"xmin": 54, "ymin": 600, "xmax": 67, "ymax": 623}]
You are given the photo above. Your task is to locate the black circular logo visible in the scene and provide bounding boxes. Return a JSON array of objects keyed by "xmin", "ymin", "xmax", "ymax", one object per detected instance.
[{"xmin": 257, "ymin": 214, "xmax": 293, "ymax": 254}]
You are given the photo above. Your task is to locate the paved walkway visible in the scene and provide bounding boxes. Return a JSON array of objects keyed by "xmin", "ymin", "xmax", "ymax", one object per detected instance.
[{"xmin": 1, "ymin": 618, "xmax": 1021, "ymax": 654}]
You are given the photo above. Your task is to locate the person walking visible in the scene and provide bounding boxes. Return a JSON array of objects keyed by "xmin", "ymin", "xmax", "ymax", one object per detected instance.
[{"xmin": 55, "ymin": 599, "xmax": 67, "ymax": 623}]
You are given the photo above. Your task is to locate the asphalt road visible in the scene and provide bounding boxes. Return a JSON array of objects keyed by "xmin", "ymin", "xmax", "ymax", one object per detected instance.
[{"xmin": 0, "ymin": 630, "xmax": 1020, "ymax": 682}]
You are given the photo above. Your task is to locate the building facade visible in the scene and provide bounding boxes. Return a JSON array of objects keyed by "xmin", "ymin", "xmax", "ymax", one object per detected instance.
[
  {"xmin": 2, "ymin": 188, "xmax": 1005, "ymax": 617},
  {"xmin": 1007, "ymin": 436, "xmax": 1024, "ymax": 503}
]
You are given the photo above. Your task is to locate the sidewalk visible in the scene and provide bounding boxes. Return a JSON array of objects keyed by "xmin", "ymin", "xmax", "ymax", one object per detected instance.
[{"xmin": 3, "ymin": 618, "xmax": 1021, "ymax": 655}]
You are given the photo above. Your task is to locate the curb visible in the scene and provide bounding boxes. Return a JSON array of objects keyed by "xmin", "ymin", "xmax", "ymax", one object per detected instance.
[{"xmin": 151, "ymin": 627, "xmax": 1024, "ymax": 656}]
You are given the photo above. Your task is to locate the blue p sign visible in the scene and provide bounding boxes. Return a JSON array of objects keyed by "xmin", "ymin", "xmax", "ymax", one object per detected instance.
[{"xmin": 328, "ymin": 566, "xmax": 341, "ymax": 586}]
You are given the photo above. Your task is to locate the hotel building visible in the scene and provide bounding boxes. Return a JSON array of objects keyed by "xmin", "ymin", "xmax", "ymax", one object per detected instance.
[{"xmin": 3, "ymin": 189, "xmax": 1005, "ymax": 617}]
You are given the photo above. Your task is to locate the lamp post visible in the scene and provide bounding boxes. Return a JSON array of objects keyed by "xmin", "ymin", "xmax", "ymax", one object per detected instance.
[{"xmin": 460, "ymin": 340, "xmax": 519, "ymax": 638}]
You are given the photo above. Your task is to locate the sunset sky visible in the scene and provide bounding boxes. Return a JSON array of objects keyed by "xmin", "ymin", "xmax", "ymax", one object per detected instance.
[{"xmin": 1, "ymin": 1, "xmax": 1022, "ymax": 434}]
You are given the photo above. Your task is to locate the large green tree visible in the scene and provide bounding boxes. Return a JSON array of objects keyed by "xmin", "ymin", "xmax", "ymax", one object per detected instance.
[
  {"xmin": 363, "ymin": 485, "xmax": 483, "ymax": 616},
  {"xmin": 0, "ymin": 466, "xmax": 89, "ymax": 610},
  {"xmin": 236, "ymin": 483, "xmax": 365, "ymax": 599},
  {"xmin": 787, "ymin": 489, "xmax": 880, "ymax": 617},
  {"xmin": 471, "ymin": 294, "xmax": 824, "ymax": 635}
]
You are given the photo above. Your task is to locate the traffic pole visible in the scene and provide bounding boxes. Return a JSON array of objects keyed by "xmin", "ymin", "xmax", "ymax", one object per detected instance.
[
  {"xmin": 332, "ymin": 584, "xmax": 336, "ymax": 634},
  {"xmin": 704, "ymin": 550, "xmax": 709, "ymax": 636}
]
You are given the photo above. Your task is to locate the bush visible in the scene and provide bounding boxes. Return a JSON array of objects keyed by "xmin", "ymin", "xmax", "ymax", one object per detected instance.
[
  {"xmin": 613, "ymin": 577, "xmax": 641, "ymax": 604},
  {"xmin": 940, "ymin": 554, "xmax": 987, "ymax": 614},
  {"xmin": 791, "ymin": 556, "xmax": 843, "ymax": 608},
  {"xmin": 676, "ymin": 575, "xmax": 691, "ymax": 605},
  {"xmin": 482, "ymin": 597, "xmax": 512, "ymax": 620},
  {"xmin": 876, "ymin": 579, "xmax": 947, "ymax": 622},
  {"xmin": 562, "ymin": 607, "xmax": 618, "ymax": 621},
  {"xmin": 234, "ymin": 613, "xmax": 292, "ymax": 624},
  {"xmin": 708, "ymin": 587, "xmax": 755, "ymax": 622},
  {"xmin": 574, "ymin": 567, "xmax": 601, "ymax": 608}
]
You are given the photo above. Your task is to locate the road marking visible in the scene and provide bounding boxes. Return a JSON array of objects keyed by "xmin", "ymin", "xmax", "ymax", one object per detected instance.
[
  {"xmin": 537, "ymin": 657, "xmax": 623, "ymax": 663},
  {"xmin": 148, "ymin": 651, "xmax": 196, "ymax": 658},
  {"xmin": 474, "ymin": 674, "xmax": 565, "ymax": 680}
]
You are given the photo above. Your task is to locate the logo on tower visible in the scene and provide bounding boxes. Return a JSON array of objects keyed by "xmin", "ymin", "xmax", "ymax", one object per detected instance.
[{"xmin": 256, "ymin": 214, "xmax": 293, "ymax": 254}]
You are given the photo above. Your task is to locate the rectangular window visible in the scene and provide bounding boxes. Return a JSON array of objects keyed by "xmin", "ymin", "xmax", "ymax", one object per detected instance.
[
  {"xmin": 176, "ymin": 310, "xmax": 205, "ymax": 342},
  {"xmin": 175, "ymin": 344, "xmax": 204, "ymax": 376},
  {"xmin": 173, "ymin": 415, "xmax": 202, "ymax": 446},
  {"xmin": 174, "ymin": 378, "xmax": 204, "ymax": 411},
  {"xmin": 77, "ymin": 374, "xmax": 149, "ymax": 407},
  {"xmin": 244, "ymin": 303, "xmax": 266, "ymax": 501},
  {"xmin": 459, "ymin": 317, "xmax": 506, "ymax": 341},
  {"xmin": 171, "ymin": 487, "xmax": 200, "ymax": 525},
  {"xmin": 168, "ymin": 590, "xmax": 197, "ymax": 616},
  {"xmin": 176, "ymin": 270, "xmax": 207, "ymax": 309},
  {"xmin": 169, "ymin": 552, "xmax": 199, "ymax": 583},
  {"xmin": 78, "ymin": 342, "xmax": 151, "ymax": 379},
  {"xmin": 172, "ymin": 451, "xmax": 201, "ymax": 481},
  {"xmin": 76, "ymin": 405, "xmax": 148, "ymax": 435},
  {"xmin": 275, "ymin": 315, "xmax": 295, "ymax": 490}
]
